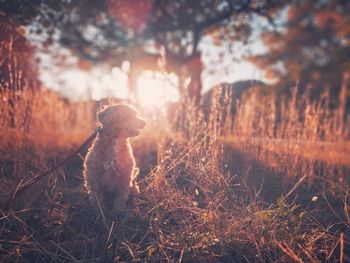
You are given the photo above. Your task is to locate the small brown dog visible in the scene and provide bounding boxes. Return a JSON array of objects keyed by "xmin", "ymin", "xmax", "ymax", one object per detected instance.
[{"xmin": 83, "ymin": 104, "xmax": 145, "ymax": 217}]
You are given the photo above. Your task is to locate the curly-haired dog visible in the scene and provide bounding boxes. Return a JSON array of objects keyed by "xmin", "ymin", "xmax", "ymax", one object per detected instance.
[{"xmin": 83, "ymin": 104, "xmax": 145, "ymax": 217}]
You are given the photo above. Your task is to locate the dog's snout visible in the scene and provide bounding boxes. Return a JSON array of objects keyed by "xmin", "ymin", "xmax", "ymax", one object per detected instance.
[{"xmin": 138, "ymin": 118, "xmax": 146, "ymax": 129}]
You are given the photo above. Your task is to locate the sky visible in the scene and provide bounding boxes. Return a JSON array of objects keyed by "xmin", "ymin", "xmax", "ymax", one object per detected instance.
[{"xmin": 199, "ymin": 35, "xmax": 266, "ymax": 90}]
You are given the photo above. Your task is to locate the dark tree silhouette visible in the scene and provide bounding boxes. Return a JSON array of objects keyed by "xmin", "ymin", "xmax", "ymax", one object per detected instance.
[
  {"xmin": 1, "ymin": 0, "xmax": 288, "ymax": 102},
  {"xmin": 0, "ymin": 13, "xmax": 39, "ymax": 127},
  {"xmin": 249, "ymin": 0, "xmax": 350, "ymax": 95}
]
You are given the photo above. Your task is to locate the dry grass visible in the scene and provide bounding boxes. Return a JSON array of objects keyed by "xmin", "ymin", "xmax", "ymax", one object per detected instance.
[
  {"xmin": 0, "ymin": 89, "xmax": 94, "ymax": 152},
  {"xmin": 0, "ymin": 84, "xmax": 349, "ymax": 262},
  {"xmin": 227, "ymin": 77, "xmax": 350, "ymax": 186}
]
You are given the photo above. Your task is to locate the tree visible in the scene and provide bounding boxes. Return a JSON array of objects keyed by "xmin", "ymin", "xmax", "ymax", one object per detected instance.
[
  {"xmin": 249, "ymin": 0, "xmax": 350, "ymax": 96},
  {"xmin": 1, "ymin": 0, "xmax": 288, "ymax": 102},
  {"xmin": 0, "ymin": 13, "xmax": 39, "ymax": 127}
]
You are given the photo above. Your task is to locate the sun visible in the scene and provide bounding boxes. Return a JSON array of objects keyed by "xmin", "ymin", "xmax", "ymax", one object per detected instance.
[{"xmin": 137, "ymin": 70, "xmax": 179, "ymax": 108}]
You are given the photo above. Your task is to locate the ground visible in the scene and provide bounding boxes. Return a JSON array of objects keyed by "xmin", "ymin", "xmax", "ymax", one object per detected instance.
[{"xmin": 0, "ymin": 90, "xmax": 349, "ymax": 262}]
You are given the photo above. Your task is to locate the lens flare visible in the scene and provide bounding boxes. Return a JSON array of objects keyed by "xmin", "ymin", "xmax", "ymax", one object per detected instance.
[{"xmin": 137, "ymin": 70, "xmax": 179, "ymax": 108}]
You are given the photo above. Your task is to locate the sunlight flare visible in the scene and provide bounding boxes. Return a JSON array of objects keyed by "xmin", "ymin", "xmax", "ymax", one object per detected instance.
[{"xmin": 137, "ymin": 70, "xmax": 179, "ymax": 107}]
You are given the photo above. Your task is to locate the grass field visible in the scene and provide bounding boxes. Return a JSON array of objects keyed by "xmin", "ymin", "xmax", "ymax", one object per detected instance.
[{"xmin": 0, "ymin": 86, "xmax": 349, "ymax": 262}]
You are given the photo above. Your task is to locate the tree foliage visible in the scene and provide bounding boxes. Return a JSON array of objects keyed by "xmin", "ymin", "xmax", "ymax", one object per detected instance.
[
  {"xmin": 1, "ymin": 0, "xmax": 288, "ymax": 101},
  {"xmin": 250, "ymin": 0, "xmax": 350, "ymax": 93}
]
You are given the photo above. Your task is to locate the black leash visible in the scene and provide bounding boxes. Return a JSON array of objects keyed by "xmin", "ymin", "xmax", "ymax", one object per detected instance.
[{"xmin": 3, "ymin": 126, "xmax": 103, "ymax": 212}]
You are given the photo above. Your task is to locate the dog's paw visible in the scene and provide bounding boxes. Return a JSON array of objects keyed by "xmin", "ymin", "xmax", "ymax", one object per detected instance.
[
  {"xmin": 126, "ymin": 185, "xmax": 140, "ymax": 207},
  {"xmin": 132, "ymin": 167, "xmax": 140, "ymax": 179},
  {"xmin": 130, "ymin": 185, "xmax": 140, "ymax": 196}
]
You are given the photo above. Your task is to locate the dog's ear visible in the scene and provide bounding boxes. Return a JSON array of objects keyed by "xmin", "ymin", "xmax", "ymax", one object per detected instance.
[{"xmin": 98, "ymin": 107, "xmax": 109, "ymax": 124}]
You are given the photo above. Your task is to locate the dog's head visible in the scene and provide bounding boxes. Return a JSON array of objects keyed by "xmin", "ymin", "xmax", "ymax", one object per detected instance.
[{"xmin": 98, "ymin": 104, "xmax": 146, "ymax": 138}]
